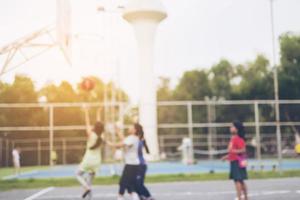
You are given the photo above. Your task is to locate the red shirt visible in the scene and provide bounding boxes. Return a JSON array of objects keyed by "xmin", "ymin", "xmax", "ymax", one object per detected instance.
[{"xmin": 228, "ymin": 135, "xmax": 245, "ymax": 161}]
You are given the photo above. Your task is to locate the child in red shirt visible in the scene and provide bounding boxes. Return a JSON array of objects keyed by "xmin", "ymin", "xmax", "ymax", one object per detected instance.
[
  {"xmin": 228, "ymin": 135, "xmax": 246, "ymax": 161},
  {"xmin": 222, "ymin": 121, "xmax": 248, "ymax": 200}
]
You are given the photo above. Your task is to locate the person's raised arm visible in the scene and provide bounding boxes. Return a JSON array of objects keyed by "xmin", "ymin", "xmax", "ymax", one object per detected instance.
[
  {"xmin": 106, "ymin": 140, "xmax": 124, "ymax": 148},
  {"xmin": 106, "ymin": 128, "xmax": 130, "ymax": 149}
]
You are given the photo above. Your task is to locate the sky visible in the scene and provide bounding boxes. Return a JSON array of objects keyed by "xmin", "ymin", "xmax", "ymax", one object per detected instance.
[{"xmin": 0, "ymin": 0, "xmax": 300, "ymax": 103}]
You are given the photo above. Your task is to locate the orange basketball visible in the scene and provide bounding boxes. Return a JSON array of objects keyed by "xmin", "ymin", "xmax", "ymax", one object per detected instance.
[{"xmin": 81, "ymin": 78, "xmax": 95, "ymax": 91}]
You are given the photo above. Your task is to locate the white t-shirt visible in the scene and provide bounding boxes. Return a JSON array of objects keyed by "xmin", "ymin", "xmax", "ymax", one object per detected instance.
[
  {"xmin": 123, "ymin": 135, "xmax": 139, "ymax": 165},
  {"xmin": 12, "ymin": 149, "xmax": 20, "ymax": 161}
]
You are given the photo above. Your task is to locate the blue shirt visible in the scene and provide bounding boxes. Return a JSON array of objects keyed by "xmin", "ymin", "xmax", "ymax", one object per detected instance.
[{"xmin": 138, "ymin": 140, "xmax": 146, "ymax": 165}]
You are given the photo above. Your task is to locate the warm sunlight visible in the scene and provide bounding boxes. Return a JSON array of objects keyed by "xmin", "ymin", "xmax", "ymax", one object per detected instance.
[{"xmin": 1, "ymin": 1, "xmax": 300, "ymax": 200}]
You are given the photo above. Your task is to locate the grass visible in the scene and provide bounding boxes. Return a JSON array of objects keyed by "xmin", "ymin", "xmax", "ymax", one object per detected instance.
[
  {"xmin": 0, "ymin": 166, "xmax": 49, "ymax": 179},
  {"xmin": 1, "ymin": 170, "xmax": 300, "ymax": 191}
]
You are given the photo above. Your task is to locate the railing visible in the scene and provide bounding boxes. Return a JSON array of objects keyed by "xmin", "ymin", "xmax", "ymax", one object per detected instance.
[{"xmin": 1, "ymin": 100, "xmax": 300, "ymax": 167}]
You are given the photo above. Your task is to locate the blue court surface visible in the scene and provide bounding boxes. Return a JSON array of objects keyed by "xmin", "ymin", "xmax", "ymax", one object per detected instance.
[{"xmin": 7, "ymin": 159, "xmax": 300, "ymax": 180}]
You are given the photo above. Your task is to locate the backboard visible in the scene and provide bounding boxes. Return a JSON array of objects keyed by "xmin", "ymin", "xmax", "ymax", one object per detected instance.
[{"xmin": 56, "ymin": 0, "xmax": 72, "ymax": 63}]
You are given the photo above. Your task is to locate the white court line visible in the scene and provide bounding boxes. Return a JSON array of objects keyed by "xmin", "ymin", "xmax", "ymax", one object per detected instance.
[
  {"xmin": 39, "ymin": 190, "xmax": 295, "ymax": 200},
  {"xmin": 24, "ymin": 187, "xmax": 55, "ymax": 200},
  {"xmin": 262, "ymin": 190, "xmax": 290, "ymax": 195},
  {"xmin": 39, "ymin": 193, "xmax": 115, "ymax": 199},
  {"xmin": 2, "ymin": 170, "xmax": 39, "ymax": 180},
  {"xmin": 235, "ymin": 190, "xmax": 292, "ymax": 200},
  {"xmin": 39, "ymin": 191, "xmax": 236, "ymax": 199}
]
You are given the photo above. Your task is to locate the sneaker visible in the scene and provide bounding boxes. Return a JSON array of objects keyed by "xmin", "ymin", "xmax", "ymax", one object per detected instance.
[{"xmin": 82, "ymin": 189, "xmax": 91, "ymax": 199}]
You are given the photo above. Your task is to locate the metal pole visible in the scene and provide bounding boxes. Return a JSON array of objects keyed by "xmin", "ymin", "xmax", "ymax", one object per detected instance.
[
  {"xmin": 49, "ymin": 105, "xmax": 54, "ymax": 166},
  {"xmin": 6, "ymin": 139, "xmax": 9, "ymax": 167},
  {"xmin": 38, "ymin": 139, "xmax": 41, "ymax": 166},
  {"xmin": 159, "ymin": 136, "xmax": 164, "ymax": 154},
  {"xmin": 62, "ymin": 139, "xmax": 66, "ymax": 165},
  {"xmin": 116, "ymin": 59, "xmax": 122, "ymax": 104},
  {"xmin": 187, "ymin": 102, "xmax": 194, "ymax": 162},
  {"xmin": 111, "ymin": 84, "xmax": 116, "ymax": 123},
  {"xmin": 207, "ymin": 101, "xmax": 213, "ymax": 160},
  {"xmin": 211, "ymin": 102, "xmax": 217, "ymax": 149},
  {"xmin": 118, "ymin": 103, "xmax": 125, "ymax": 132},
  {"xmin": 110, "ymin": 12, "xmax": 117, "ymax": 125},
  {"xmin": 104, "ymin": 85, "xmax": 108, "ymax": 124},
  {"xmin": 254, "ymin": 102, "xmax": 262, "ymax": 161},
  {"xmin": 270, "ymin": 0, "xmax": 282, "ymax": 172},
  {"xmin": 0, "ymin": 138, "xmax": 2, "ymax": 167},
  {"xmin": 206, "ymin": 98, "xmax": 216, "ymax": 173}
]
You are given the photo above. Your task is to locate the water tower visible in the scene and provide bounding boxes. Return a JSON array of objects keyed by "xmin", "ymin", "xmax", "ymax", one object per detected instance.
[{"xmin": 123, "ymin": 0, "xmax": 167, "ymax": 160}]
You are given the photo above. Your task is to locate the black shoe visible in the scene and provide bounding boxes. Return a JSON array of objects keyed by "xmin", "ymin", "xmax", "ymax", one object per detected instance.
[{"xmin": 82, "ymin": 189, "xmax": 91, "ymax": 199}]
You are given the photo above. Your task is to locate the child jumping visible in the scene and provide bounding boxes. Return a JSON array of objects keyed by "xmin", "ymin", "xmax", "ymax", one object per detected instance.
[{"xmin": 76, "ymin": 107, "xmax": 104, "ymax": 199}]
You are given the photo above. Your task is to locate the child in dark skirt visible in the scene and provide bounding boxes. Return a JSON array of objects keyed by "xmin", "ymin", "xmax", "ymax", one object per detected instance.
[
  {"xmin": 222, "ymin": 121, "xmax": 248, "ymax": 200},
  {"xmin": 134, "ymin": 123, "xmax": 155, "ymax": 200}
]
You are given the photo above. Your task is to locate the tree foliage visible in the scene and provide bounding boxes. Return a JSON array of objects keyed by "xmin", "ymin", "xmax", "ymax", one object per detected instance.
[{"xmin": 157, "ymin": 33, "xmax": 300, "ymax": 133}]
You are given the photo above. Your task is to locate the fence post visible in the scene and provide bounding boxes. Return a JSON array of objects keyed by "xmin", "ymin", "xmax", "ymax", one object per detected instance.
[
  {"xmin": 0, "ymin": 138, "xmax": 2, "ymax": 167},
  {"xmin": 275, "ymin": 100, "xmax": 283, "ymax": 173},
  {"xmin": 62, "ymin": 139, "xmax": 66, "ymax": 165},
  {"xmin": 37, "ymin": 139, "xmax": 41, "ymax": 166},
  {"xmin": 118, "ymin": 103, "xmax": 125, "ymax": 132},
  {"xmin": 111, "ymin": 84, "xmax": 116, "ymax": 123},
  {"xmin": 206, "ymin": 101, "xmax": 213, "ymax": 160},
  {"xmin": 254, "ymin": 101, "xmax": 262, "ymax": 162},
  {"xmin": 158, "ymin": 136, "xmax": 163, "ymax": 155},
  {"xmin": 187, "ymin": 102, "xmax": 194, "ymax": 162},
  {"xmin": 6, "ymin": 139, "xmax": 9, "ymax": 167},
  {"xmin": 49, "ymin": 105, "xmax": 54, "ymax": 166},
  {"xmin": 104, "ymin": 86, "xmax": 108, "ymax": 123}
]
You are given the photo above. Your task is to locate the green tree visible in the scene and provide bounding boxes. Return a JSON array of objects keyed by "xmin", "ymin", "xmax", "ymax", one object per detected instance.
[
  {"xmin": 278, "ymin": 33, "xmax": 300, "ymax": 130},
  {"xmin": 209, "ymin": 59, "xmax": 235, "ymax": 100},
  {"xmin": 157, "ymin": 77, "xmax": 173, "ymax": 101},
  {"xmin": 0, "ymin": 75, "xmax": 46, "ymax": 126},
  {"xmin": 279, "ymin": 33, "xmax": 300, "ymax": 99},
  {"xmin": 233, "ymin": 55, "xmax": 274, "ymax": 100},
  {"xmin": 174, "ymin": 70, "xmax": 211, "ymax": 100}
]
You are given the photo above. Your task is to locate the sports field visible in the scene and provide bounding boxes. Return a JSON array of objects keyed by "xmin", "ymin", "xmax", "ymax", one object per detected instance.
[{"xmin": 1, "ymin": 178, "xmax": 299, "ymax": 200}]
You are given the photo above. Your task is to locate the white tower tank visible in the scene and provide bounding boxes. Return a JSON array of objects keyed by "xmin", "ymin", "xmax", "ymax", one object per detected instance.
[{"xmin": 123, "ymin": 0, "xmax": 167, "ymax": 160}]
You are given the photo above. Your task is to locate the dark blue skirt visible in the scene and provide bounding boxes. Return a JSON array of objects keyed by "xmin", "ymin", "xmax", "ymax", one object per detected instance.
[{"xmin": 229, "ymin": 160, "xmax": 248, "ymax": 182}]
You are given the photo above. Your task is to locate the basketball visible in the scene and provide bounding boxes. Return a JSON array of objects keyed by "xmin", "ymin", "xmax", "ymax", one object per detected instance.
[{"xmin": 81, "ymin": 78, "xmax": 95, "ymax": 91}]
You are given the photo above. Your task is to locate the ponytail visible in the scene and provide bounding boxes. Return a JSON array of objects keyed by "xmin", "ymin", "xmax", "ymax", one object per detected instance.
[
  {"xmin": 90, "ymin": 121, "xmax": 104, "ymax": 150},
  {"xmin": 143, "ymin": 140, "xmax": 150, "ymax": 154},
  {"xmin": 134, "ymin": 123, "xmax": 150, "ymax": 154},
  {"xmin": 90, "ymin": 137, "xmax": 102, "ymax": 150},
  {"xmin": 233, "ymin": 120, "xmax": 246, "ymax": 141}
]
